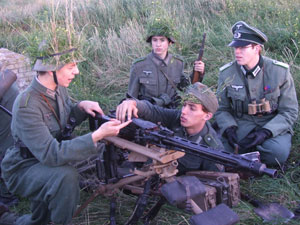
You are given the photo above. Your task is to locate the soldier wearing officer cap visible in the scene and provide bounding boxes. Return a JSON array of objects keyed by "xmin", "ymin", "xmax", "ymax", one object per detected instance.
[
  {"xmin": 117, "ymin": 82, "xmax": 224, "ymax": 174},
  {"xmin": 127, "ymin": 15, "xmax": 206, "ymax": 109},
  {"xmin": 215, "ymin": 21, "xmax": 298, "ymax": 166},
  {"xmin": 0, "ymin": 25, "xmax": 131, "ymax": 224}
]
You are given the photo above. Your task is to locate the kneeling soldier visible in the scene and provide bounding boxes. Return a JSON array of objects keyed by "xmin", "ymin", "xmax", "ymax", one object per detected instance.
[{"xmin": 1, "ymin": 26, "xmax": 130, "ymax": 224}]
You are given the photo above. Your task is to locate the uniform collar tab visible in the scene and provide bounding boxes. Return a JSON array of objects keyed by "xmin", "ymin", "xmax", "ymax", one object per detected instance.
[{"xmin": 242, "ymin": 55, "xmax": 264, "ymax": 78}]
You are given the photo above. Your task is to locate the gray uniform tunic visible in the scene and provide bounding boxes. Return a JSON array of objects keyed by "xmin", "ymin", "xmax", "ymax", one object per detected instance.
[
  {"xmin": 215, "ymin": 56, "xmax": 298, "ymax": 165},
  {"xmin": 136, "ymin": 100, "xmax": 224, "ymax": 173},
  {"xmin": 0, "ymin": 82, "xmax": 19, "ymax": 157},
  {"xmin": 1, "ymin": 76, "xmax": 102, "ymax": 225},
  {"xmin": 0, "ymin": 82, "xmax": 19, "ymax": 198},
  {"xmin": 128, "ymin": 51, "xmax": 190, "ymax": 107}
]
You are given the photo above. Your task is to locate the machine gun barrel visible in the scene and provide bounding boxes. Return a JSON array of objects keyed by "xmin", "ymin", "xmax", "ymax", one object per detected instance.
[{"xmin": 149, "ymin": 132, "xmax": 277, "ymax": 178}]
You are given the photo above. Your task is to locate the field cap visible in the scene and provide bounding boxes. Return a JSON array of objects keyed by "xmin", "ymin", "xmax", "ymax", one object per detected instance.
[
  {"xmin": 228, "ymin": 21, "xmax": 268, "ymax": 47},
  {"xmin": 182, "ymin": 82, "xmax": 218, "ymax": 114}
]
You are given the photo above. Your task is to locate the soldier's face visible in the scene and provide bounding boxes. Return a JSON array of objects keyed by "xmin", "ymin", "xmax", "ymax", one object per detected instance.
[
  {"xmin": 180, "ymin": 102, "xmax": 212, "ymax": 134},
  {"xmin": 234, "ymin": 44, "xmax": 260, "ymax": 69},
  {"xmin": 56, "ymin": 62, "xmax": 79, "ymax": 87},
  {"xmin": 151, "ymin": 36, "xmax": 170, "ymax": 59}
]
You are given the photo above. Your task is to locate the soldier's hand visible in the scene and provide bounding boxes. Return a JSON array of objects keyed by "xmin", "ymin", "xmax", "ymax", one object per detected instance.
[
  {"xmin": 171, "ymin": 93, "xmax": 182, "ymax": 108},
  {"xmin": 224, "ymin": 126, "xmax": 238, "ymax": 148},
  {"xmin": 194, "ymin": 60, "xmax": 205, "ymax": 75},
  {"xmin": 240, "ymin": 129, "xmax": 272, "ymax": 149},
  {"xmin": 116, "ymin": 100, "xmax": 138, "ymax": 123},
  {"xmin": 92, "ymin": 119, "xmax": 131, "ymax": 142},
  {"xmin": 78, "ymin": 100, "xmax": 104, "ymax": 117}
]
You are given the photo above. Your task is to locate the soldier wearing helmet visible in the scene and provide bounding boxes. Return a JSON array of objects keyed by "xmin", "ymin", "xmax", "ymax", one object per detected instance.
[
  {"xmin": 215, "ymin": 21, "xmax": 298, "ymax": 166},
  {"xmin": 117, "ymin": 82, "xmax": 224, "ymax": 174},
  {"xmin": 1, "ymin": 27, "xmax": 131, "ymax": 224},
  {"xmin": 127, "ymin": 16, "xmax": 205, "ymax": 108}
]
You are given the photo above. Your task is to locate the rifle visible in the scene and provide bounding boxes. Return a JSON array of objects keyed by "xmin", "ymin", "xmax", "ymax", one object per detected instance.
[
  {"xmin": 0, "ymin": 104, "xmax": 12, "ymax": 117},
  {"xmin": 95, "ymin": 113, "xmax": 277, "ymax": 178},
  {"xmin": 192, "ymin": 33, "xmax": 206, "ymax": 84}
]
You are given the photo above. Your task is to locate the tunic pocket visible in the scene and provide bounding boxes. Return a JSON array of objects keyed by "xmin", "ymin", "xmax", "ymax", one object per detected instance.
[
  {"xmin": 140, "ymin": 77, "xmax": 157, "ymax": 97},
  {"xmin": 227, "ymin": 87, "xmax": 247, "ymax": 115},
  {"xmin": 265, "ymin": 87, "xmax": 280, "ymax": 112},
  {"xmin": 227, "ymin": 87, "xmax": 247, "ymax": 102},
  {"xmin": 43, "ymin": 112, "xmax": 61, "ymax": 134}
]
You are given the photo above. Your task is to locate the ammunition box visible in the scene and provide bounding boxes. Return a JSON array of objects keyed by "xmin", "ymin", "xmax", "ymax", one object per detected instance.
[
  {"xmin": 187, "ymin": 171, "xmax": 240, "ymax": 207},
  {"xmin": 194, "ymin": 184, "xmax": 217, "ymax": 212}
]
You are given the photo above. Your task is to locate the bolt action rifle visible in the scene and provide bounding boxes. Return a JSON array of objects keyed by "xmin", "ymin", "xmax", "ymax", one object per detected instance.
[{"xmin": 192, "ymin": 33, "xmax": 206, "ymax": 84}]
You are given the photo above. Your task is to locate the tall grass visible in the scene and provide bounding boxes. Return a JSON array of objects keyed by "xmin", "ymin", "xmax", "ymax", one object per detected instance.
[{"xmin": 1, "ymin": 0, "xmax": 300, "ymax": 224}]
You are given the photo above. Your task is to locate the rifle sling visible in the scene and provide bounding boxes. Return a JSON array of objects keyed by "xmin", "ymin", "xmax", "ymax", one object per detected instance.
[
  {"xmin": 159, "ymin": 69, "xmax": 178, "ymax": 92},
  {"xmin": 40, "ymin": 93, "xmax": 63, "ymax": 131}
]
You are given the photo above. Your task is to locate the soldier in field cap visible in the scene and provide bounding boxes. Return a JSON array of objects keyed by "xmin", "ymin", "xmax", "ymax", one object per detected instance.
[
  {"xmin": 117, "ymin": 82, "xmax": 224, "ymax": 174},
  {"xmin": 215, "ymin": 21, "xmax": 298, "ymax": 166}
]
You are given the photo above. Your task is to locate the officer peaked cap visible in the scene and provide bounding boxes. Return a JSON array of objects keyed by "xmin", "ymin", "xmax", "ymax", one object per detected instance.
[{"xmin": 228, "ymin": 21, "xmax": 268, "ymax": 47}]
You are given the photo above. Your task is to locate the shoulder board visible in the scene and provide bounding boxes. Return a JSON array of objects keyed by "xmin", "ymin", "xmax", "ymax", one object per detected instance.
[
  {"xmin": 133, "ymin": 56, "xmax": 147, "ymax": 64},
  {"xmin": 19, "ymin": 92, "xmax": 31, "ymax": 108},
  {"xmin": 172, "ymin": 54, "xmax": 184, "ymax": 62},
  {"xmin": 219, "ymin": 61, "xmax": 234, "ymax": 72},
  {"xmin": 272, "ymin": 60, "xmax": 289, "ymax": 69}
]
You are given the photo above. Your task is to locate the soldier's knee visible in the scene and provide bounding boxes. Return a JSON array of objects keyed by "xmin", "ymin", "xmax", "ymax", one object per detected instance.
[
  {"xmin": 60, "ymin": 166, "xmax": 78, "ymax": 189},
  {"xmin": 258, "ymin": 144, "xmax": 290, "ymax": 166}
]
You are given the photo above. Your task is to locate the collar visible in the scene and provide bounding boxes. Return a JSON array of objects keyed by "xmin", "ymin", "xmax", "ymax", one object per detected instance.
[
  {"xmin": 182, "ymin": 123, "xmax": 208, "ymax": 143},
  {"xmin": 33, "ymin": 76, "xmax": 57, "ymax": 99},
  {"xmin": 151, "ymin": 51, "xmax": 171, "ymax": 66},
  {"xmin": 241, "ymin": 55, "xmax": 264, "ymax": 78}
]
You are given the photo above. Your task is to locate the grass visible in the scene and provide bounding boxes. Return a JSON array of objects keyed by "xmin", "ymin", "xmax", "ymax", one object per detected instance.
[{"xmin": 0, "ymin": 0, "xmax": 300, "ymax": 224}]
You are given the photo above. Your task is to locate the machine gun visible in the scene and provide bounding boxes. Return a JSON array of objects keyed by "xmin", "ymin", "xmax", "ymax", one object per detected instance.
[
  {"xmin": 92, "ymin": 113, "xmax": 277, "ymax": 178},
  {"xmin": 73, "ymin": 112, "xmax": 277, "ymax": 224}
]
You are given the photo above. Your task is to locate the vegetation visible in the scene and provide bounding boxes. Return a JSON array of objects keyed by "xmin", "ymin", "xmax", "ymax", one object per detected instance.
[{"xmin": 1, "ymin": 0, "xmax": 299, "ymax": 224}]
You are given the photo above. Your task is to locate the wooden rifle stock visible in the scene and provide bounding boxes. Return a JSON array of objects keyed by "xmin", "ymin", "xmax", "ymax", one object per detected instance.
[{"xmin": 192, "ymin": 33, "xmax": 206, "ymax": 84}]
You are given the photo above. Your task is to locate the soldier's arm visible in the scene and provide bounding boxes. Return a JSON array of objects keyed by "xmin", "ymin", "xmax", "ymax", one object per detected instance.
[
  {"xmin": 173, "ymin": 57, "xmax": 190, "ymax": 90},
  {"xmin": 14, "ymin": 99, "xmax": 98, "ymax": 166},
  {"xmin": 214, "ymin": 71, "xmax": 238, "ymax": 136},
  {"xmin": 127, "ymin": 64, "xmax": 140, "ymax": 98},
  {"xmin": 117, "ymin": 99, "xmax": 180, "ymax": 128},
  {"xmin": 136, "ymin": 100, "xmax": 181, "ymax": 127},
  {"xmin": 262, "ymin": 66, "xmax": 298, "ymax": 137},
  {"xmin": 60, "ymin": 86, "xmax": 89, "ymax": 125}
]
